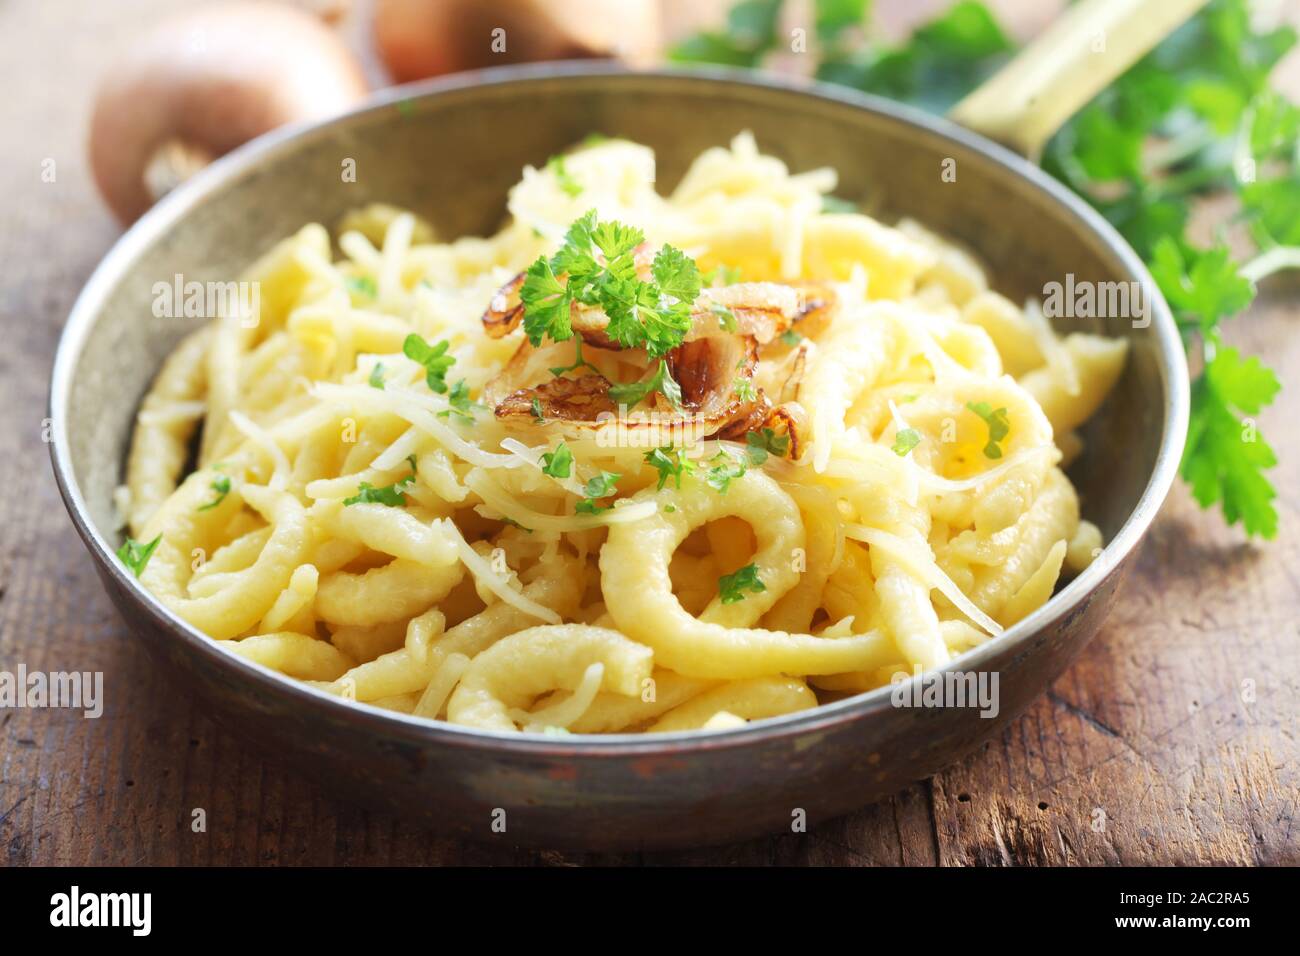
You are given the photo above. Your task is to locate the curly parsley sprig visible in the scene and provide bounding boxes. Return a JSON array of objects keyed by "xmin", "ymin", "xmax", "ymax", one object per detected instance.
[{"xmin": 519, "ymin": 211, "xmax": 704, "ymax": 405}]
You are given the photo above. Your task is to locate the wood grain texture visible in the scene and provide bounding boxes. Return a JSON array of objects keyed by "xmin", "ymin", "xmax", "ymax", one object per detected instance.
[{"xmin": 1, "ymin": 0, "xmax": 1296, "ymax": 866}]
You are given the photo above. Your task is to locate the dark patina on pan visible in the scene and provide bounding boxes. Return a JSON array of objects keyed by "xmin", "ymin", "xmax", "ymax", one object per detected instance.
[{"xmin": 49, "ymin": 65, "xmax": 1188, "ymax": 850}]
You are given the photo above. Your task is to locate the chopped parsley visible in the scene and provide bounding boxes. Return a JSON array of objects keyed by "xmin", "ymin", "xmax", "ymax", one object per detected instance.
[
  {"xmin": 745, "ymin": 428, "xmax": 789, "ymax": 465},
  {"xmin": 608, "ymin": 360, "xmax": 683, "ymax": 410},
  {"xmin": 644, "ymin": 446, "xmax": 696, "ymax": 490},
  {"xmin": 197, "ymin": 474, "xmax": 232, "ymax": 511},
  {"xmin": 711, "ymin": 301, "xmax": 738, "ymax": 332},
  {"xmin": 732, "ymin": 378, "xmax": 756, "ymax": 402},
  {"xmin": 575, "ymin": 471, "xmax": 621, "ymax": 514},
  {"xmin": 117, "ymin": 534, "xmax": 162, "ymax": 578},
  {"xmin": 541, "ymin": 441, "xmax": 573, "ymax": 479},
  {"xmin": 547, "ymin": 154, "xmax": 583, "ymax": 197},
  {"xmin": 437, "ymin": 379, "xmax": 483, "ymax": 423},
  {"xmin": 719, "ymin": 562, "xmax": 765, "ymax": 604},
  {"xmin": 779, "ymin": 328, "xmax": 804, "ymax": 347},
  {"xmin": 530, "ymin": 397, "xmax": 546, "ymax": 423},
  {"xmin": 344, "ymin": 460, "xmax": 417, "ymax": 507},
  {"xmin": 368, "ymin": 363, "xmax": 386, "ymax": 389},
  {"xmin": 891, "ymin": 427, "xmax": 922, "ymax": 457},
  {"xmin": 966, "ymin": 401, "xmax": 1010, "ymax": 460},
  {"xmin": 547, "ymin": 336, "xmax": 602, "ymax": 378},
  {"xmin": 403, "ymin": 333, "xmax": 455, "ymax": 394},
  {"xmin": 706, "ymin": 450, "xmax": 747, "ymax": 493},
  {"xmin": 345, "ymin": 275, "xmax": 377, "ymax": 299}
]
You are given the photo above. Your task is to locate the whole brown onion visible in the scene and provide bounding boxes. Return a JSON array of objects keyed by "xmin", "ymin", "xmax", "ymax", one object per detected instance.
[
  {"xmin": 89, "ymin": 1, "xmax": 368, "ymax": 223},
  {"xmin": 373, "ymin": 0, "xmax": 661, "ymax": 83}
]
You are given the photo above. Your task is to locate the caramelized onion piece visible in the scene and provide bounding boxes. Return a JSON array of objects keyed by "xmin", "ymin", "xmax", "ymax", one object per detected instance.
[
  {"xmin": 786, "ymin": 282, "xmax": 839, "ymax": 340},
  {"xmin": 762, "ymin": 402, "xmax": 809, "ymax": 461},
  {"xmin": 482, "ymin": 273, "xmax": 526, "ymax": 339},
  {"xmin": 494, "ymin": 372, "xmax": 615, "ymax": 423}
]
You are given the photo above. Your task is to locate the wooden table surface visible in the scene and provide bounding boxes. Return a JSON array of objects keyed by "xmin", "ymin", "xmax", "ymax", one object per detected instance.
[{"xmin": 2, "ymin": 0, "xmax": 1296, "ymax": 866}]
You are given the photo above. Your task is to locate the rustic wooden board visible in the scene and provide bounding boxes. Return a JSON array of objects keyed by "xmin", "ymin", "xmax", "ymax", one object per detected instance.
[{"xmin": 1, "ymin": 0, "xmax": 1296, "ymax": 866}]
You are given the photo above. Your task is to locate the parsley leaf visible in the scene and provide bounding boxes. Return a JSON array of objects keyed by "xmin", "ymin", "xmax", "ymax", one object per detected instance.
[
  {"xmin": 644, "ymin": 446, "xmax": 696, "ymax": 490},
  {"xmin": 1149, "ymin": 238, "xmax": 1254, "ymax": 332},
  {"xmin": 547, "ymin": 336, "xmax": 601, "ymax": 378},
  {"xmin": 719, "ymin": 562, "xmax": 766, "ymax": 604},
  {"xmin": 575, "ymin": 471, "xmax": 621, "ymax": 514},
  {"xmin": 541, "ymin": 441, "xmax": 573, "ymax": 479},
  {"xmin": 966, "ymin": 401, "xmax": 1010, "ymax": 459},
  {"xmin": 779, "ymin": 328, "xmax": 804, "ymax": 346},
  {"xmin": 198, "ymin": 474, "xmax": 232, "ymax": 511},
  {"xmin": 711, "ymin": 300, "xmax": 738, "ymax": 332},
  {"xmin": 547, "ymin": 154, "xmax": 583, "ymax": 197},
  {"xmin": 368, "ymin": 363, "xmax": 386, "ymax": 390},
  {"xmin": 608, "ymin": 360, "xmax": 683, "ymax": 409},
  {"xmin": 669, "ymin": 0, "xmax": 783, "ymax": 67},
  {"xmin": 346, "ymin": 275, "xmax": 376, "ymax": 299},
  {"xmin": 437, "ymin": 379, "xmax": 483, "ymax": 423},
  {"xmin": 892, "ymin": 428, "xmax": 922, "ymax": 457},
  {"xmin": 530, "ymin": 397, "xmax": 546, "ymax": 423},
  {"xmin": 706, "ymin": 450, "xmax": 747, "ymax": 493},
  {"xmin": 745, "ymin": 428, "xmax": 789, "ymax": 465},
  {"xmin": 520, "ymin": 255, "xmax": 574, "ymax": 347},
  {"xmin": 1181, "ymin": 344, "xmax": 1280, "ymax": 537},
  {"xmin": 117, "ymin": 534, "xmax": 162, "ymax": 578},
  {"xmin": 403, "ymin": 333, "xmax": 455, "ymax": 394},
  {"xmin": 344, "ymin": 461, "xmax": 417, "ymax": 507},
  {"xmin": 733, "ymin": 377, "xmax": 757, "ymax": 402}
]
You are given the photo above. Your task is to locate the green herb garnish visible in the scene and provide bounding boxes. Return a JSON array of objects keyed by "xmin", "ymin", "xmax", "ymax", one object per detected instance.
[
  {"xmin": 437, "ymin": 379, "xmax": 483, "ymax": 423},
  {"xmin": 346, "ymin": 275, "xmax": 377, "ymax": 299},
  {"xmin": 892, "ymin": 428, "xmax": 922, "ymax": 457},
  {"xmin": 706, "ymin": 450, "xmax": 747, "ymax": 493},
  {"xmin": 966, "ymin": 401, "xmax": 1010, "ymax": 460},
  {"xmin": 198, "ymin": 474, "xmax": 232, "ymax": 511},
  {"xmin": 520, "ymin": 210, "xmax": 703, "ymax": 359},
  {"xmin": 644, "ymin": 446, "xmax": 696, "ymax": 490},
  {"xmin": 575, "ymin": 471, "xmax": 621, "ymax": 514},
  {"xmin": 608, "ymin": 360, "xmax": 683, "ymax": 410},
  {"xmin": 547, "ymin": 154, "xmax": 583, "ymax": 197},
  {"xmin": 368, "ymin": 363, "xmax": 386, "ymax": 390},
  {"xmin": 344, "ymin": 461, "xmax": 417, "ymax": 507},
  {"xmin": 403, "ymin": 333, "xmax": 455, "ymax": 394},
  {"xmin": 719, "ymin": 562, "xmax": 766, "ymax": 604},
  {"xmin": 711, "ymin": 301, "xmax": 738, "ymax": 332},
  {"xmin": 117, "ymin": 534, "xmax": 162, "ymax": 578},
  {"xmin": 541, "ymin": 441, "xmax": 573, "ymax": 479},
  {"xmin": 745, "ymin": 428, "xmax": 789, "ymax": 465}
]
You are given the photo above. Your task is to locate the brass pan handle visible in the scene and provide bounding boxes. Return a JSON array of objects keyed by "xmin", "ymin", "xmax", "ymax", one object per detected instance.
[{"xmin": 949, "ymin": 0, "xmax": 1211, "ymax": 159}]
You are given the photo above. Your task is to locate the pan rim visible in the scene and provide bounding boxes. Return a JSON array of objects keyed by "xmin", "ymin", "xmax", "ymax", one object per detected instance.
[{"xmin": 48, "ymin": 62, "xmax": 1189, "ymax": 756}]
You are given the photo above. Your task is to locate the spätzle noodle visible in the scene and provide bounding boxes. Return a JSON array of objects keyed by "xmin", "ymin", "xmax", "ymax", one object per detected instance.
[{"xmin": 122, "ymin": 133, "xmax": 1124, "ymax": 734}]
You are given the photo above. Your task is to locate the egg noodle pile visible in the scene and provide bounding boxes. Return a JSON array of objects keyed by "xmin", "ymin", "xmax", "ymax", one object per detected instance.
[{"xmin": 121, "ymin": 134, "xmax": 1126, "ymax": 734}]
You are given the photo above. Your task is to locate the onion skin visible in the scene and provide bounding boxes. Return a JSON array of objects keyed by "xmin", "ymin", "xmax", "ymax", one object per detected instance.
[
  {"xmin": 89, "ymin": 1, "xmax": 367, "ymax": 223},
  {"xmin": 374, "ymin": 0, "xmax": 661, "ymax": 83}
]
